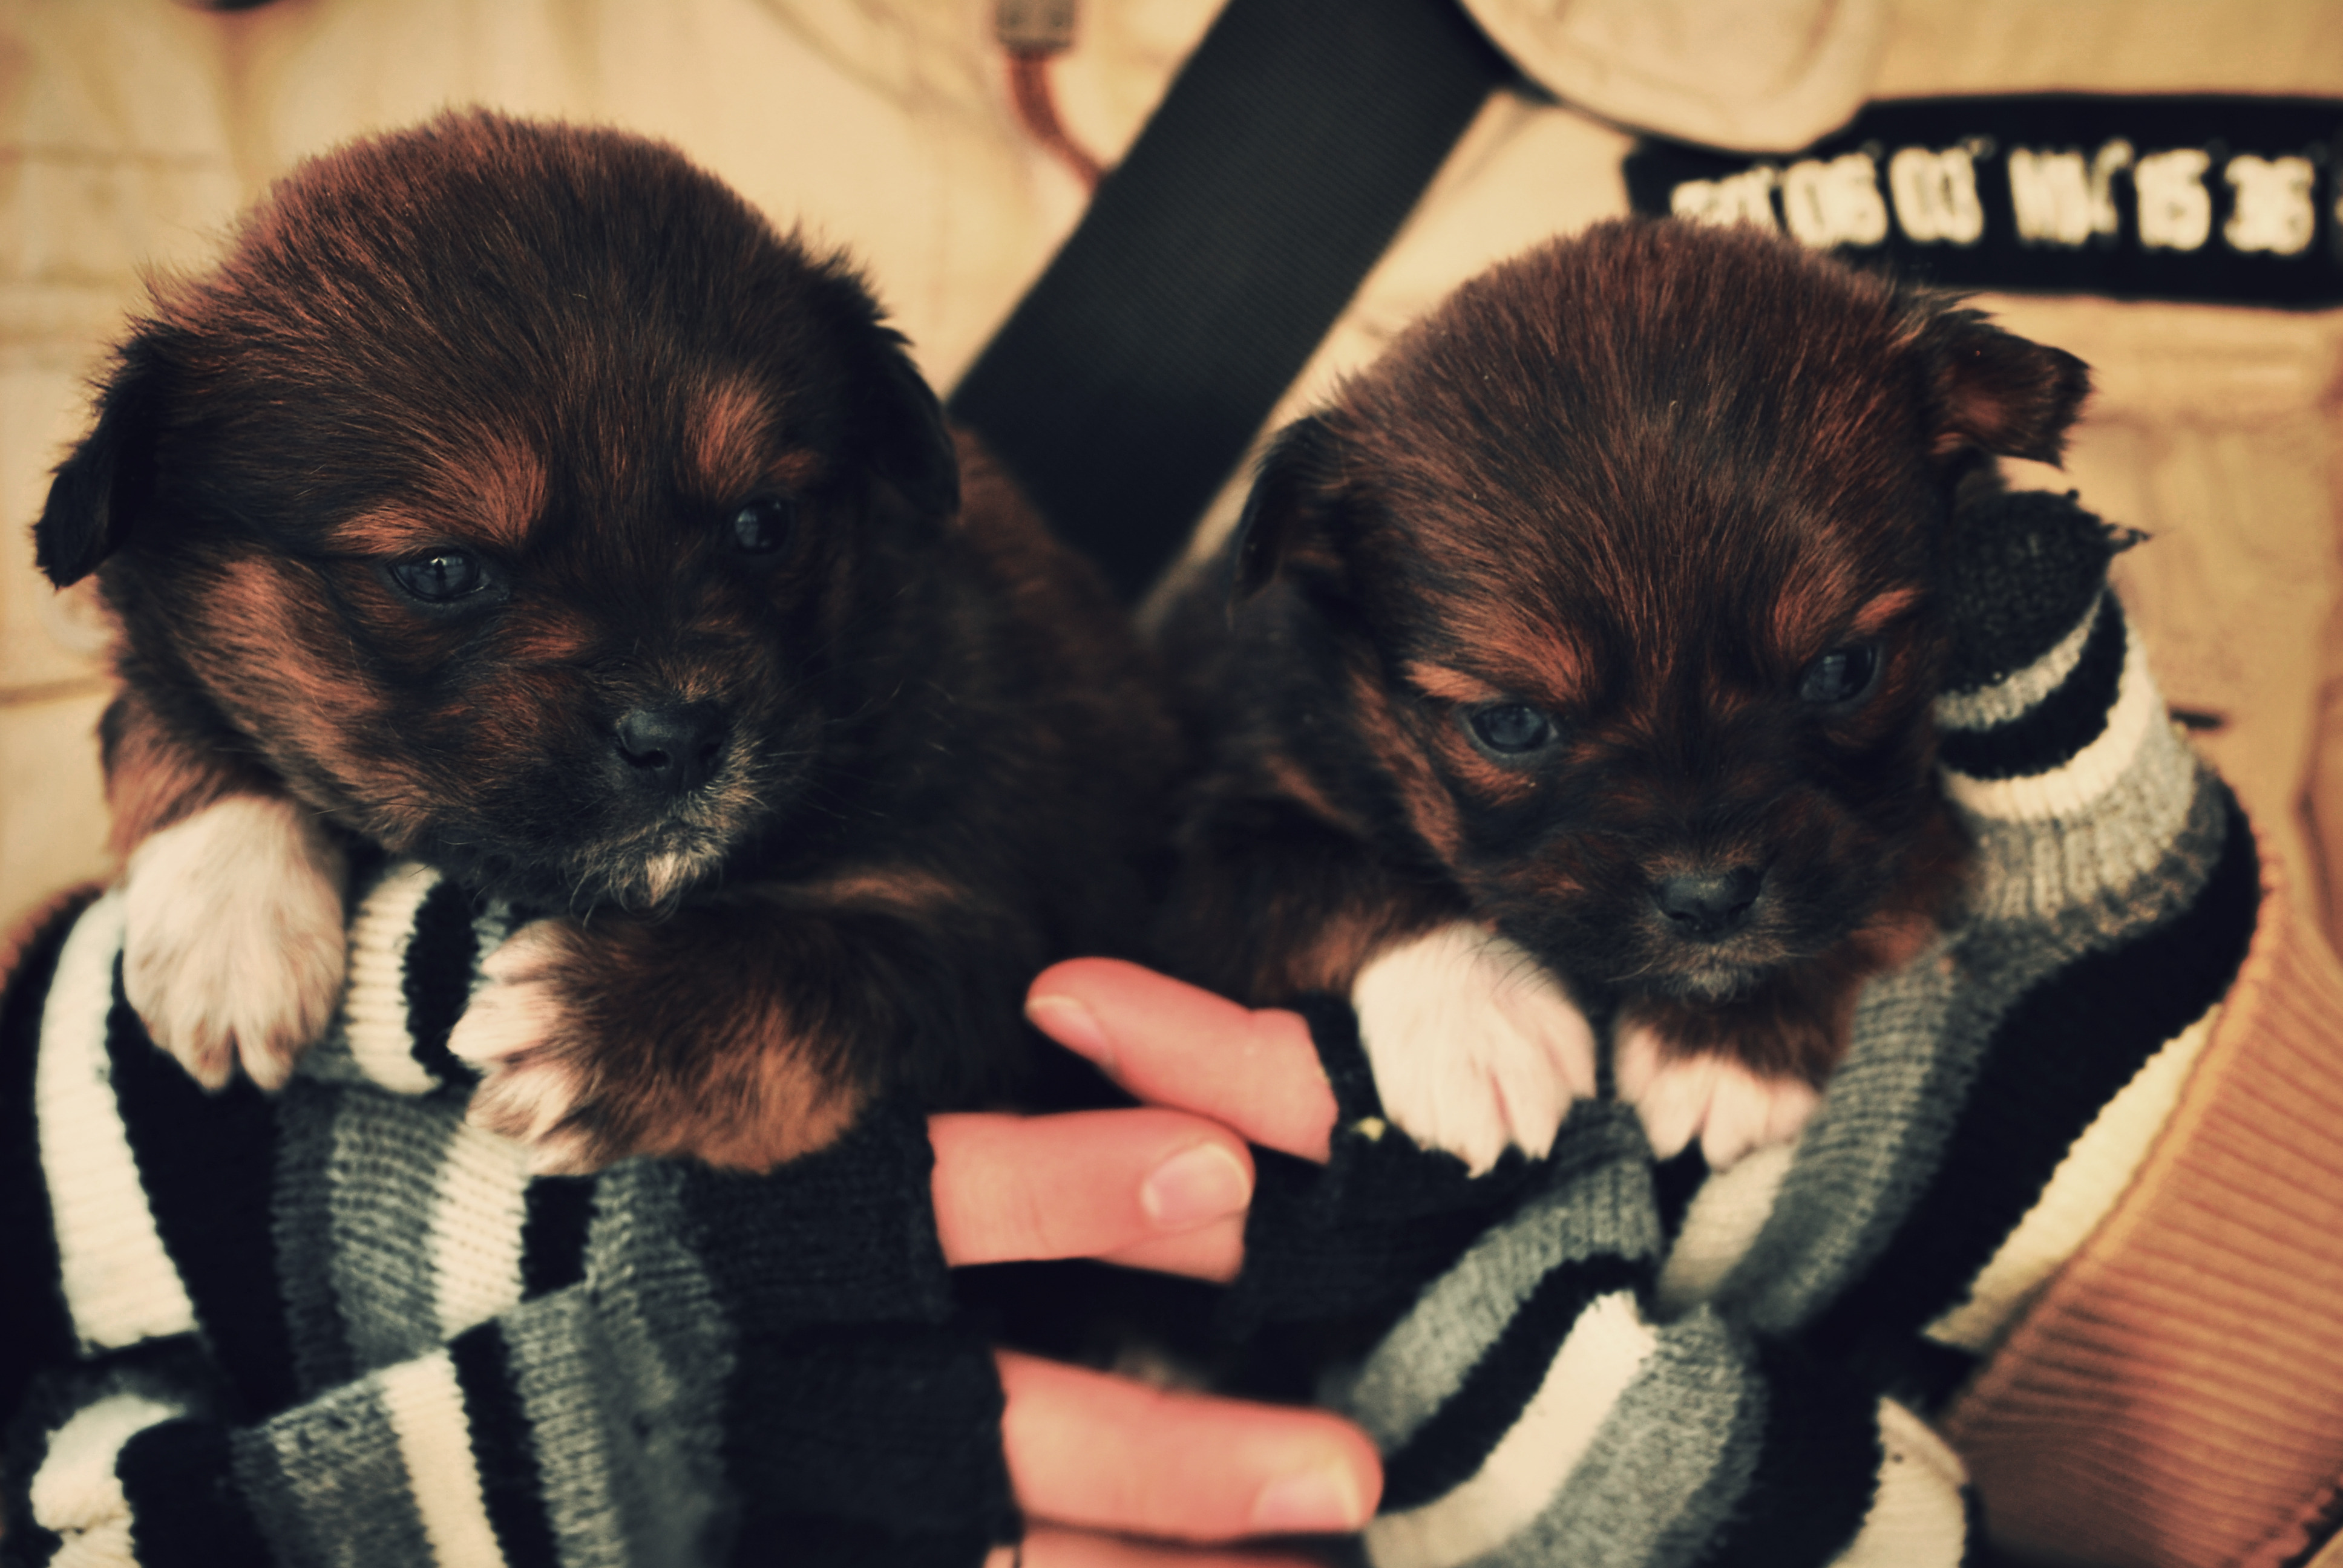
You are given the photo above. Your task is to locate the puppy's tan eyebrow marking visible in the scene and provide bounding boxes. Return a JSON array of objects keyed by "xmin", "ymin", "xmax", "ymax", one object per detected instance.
[
  {"xmin": 1850, "ymin": 586, "xmax": 1922, "ymax": 636},
  {"xmin": 690, "ymin": 375, "xmax": 824, "ymax": 500},
  {"xmin": 1771, "ymin": 580, "xmax": 1922, "ymax": 653},
  {"xmin": 1404, "ymin": 639, "xmax": 1586, "ymax": 708},
  {"xmin": 352, "ymin": 429, "xmax": 542, "ymax": 551},
  {"xmin": 1406, "ymin": 662, "xmax": 1504, "ymax": 704},
  {"xmin": 327, "ymin": 433, "xmax": 549, "ymax": 554},
  {"xmin": 330, "ymin": 507, "xmax": 454, "ymax": 555},
  {"xmin": 459, "ymin": 433, "xmax": 549, "ymax": 548}
]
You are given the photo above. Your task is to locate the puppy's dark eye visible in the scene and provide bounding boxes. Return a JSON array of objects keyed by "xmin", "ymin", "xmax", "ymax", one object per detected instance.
[
  {"xmin": 1798, "ymin": 643, "xmax": 1881, "ymax": 705},
  {"xmin": 1465, "ymin": 702, "xmax": 1559, "ymax": 757},
  {"xmin": 388, "ymin": 550, "xmax": 491, "ymax": 605},
  {"xmin": 730, "ymin": 498, "xmax": 796, "ymax": 556}
]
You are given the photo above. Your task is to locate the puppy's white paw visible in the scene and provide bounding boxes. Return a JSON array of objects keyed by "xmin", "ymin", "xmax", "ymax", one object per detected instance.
[
  {"xmin": 447, "ymin": 921, "xmax": 598, "ymax": 1175},
  {"xmin": 122, "ymin": 794, "xmax": 348, "ymax": 1091},
  {"xmin": 1615, "ymin": 1023, "xmax": 1820, "ymax": 1171},
  {"xmin": 1352, "ymin": 923, "xmax": 1598, "ymax": 1175}
]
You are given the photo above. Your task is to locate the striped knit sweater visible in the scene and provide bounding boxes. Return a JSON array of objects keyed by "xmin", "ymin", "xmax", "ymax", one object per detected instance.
[
  {"xmin": 0, "ymin": 867, "xmax": 1017, "ymax": 1566},
  {"xmin": 1221, "ymin": 491, "xmax": 2275, "ymax": 1567},
  {"xmin": 0, "ymin": 492, "xmax": 2314, "ymax": 1566}
]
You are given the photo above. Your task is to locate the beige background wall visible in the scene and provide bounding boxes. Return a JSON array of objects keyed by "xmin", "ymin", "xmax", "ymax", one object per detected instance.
[{"xmin": 6, "ymin": 0, "xmax": 2343, "ymax": 946}]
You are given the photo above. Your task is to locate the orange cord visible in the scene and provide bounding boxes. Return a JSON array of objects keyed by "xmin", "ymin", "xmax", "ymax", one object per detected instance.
[{"xmin": 1006, "ymin": 49, "xmax": 1106, "ymax": 194}]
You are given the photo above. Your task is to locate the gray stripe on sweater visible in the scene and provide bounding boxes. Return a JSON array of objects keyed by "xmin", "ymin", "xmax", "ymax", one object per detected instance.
[
  {"xmin": 1340, "ymin": 1104, "xmax": 1659, "ymax": 1452},
  {"xmin": 274, "ymin": 1079, "xmax": 359, "ymax": 1396},
  {"xmin": 1717, "ymin": 936, "xmax": 1977, "ymax": 1337},
  {"xmin": 1477, "ymin": 1308, "xmax": 1761, "ymax": 1568},
  {"xmin": 1960, "ymin": 758, "xmax": 2227, "ymax": 974},
  {"xmin": 326, "ymin": 1088, "xmax": 465, "ymax": 1373},
  {"xmin": 231, "ymin": 1381, "xmax": 437, "ymax": 1568},
  {"xmin": 1722, "ymin": 764, "xmax": 2230, "ymax": 1335},
  {"xmin": 573, "ymin": 1160, "xmax": 735, "ymax": 1567},
  {"xmin": 1953, "ymin": 699, "xmax": 2203, "ymax": 929},
  {"xmin": 502, "ymin": 1292, "xmax": 632, "ymax": 1568}
]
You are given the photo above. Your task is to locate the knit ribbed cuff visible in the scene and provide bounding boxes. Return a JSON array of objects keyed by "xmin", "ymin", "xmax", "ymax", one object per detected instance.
[
  {"xmin": 679, "ymin": 1099, "xmax": 955, "ymax": 1328},
  {"xmin": 678, "ymin": 1100, "xmax": 1017, "ymax": 1564},
  {"xmin": 723, "ymin": 1322, "xmax": 1017, "ymax": 1564}
]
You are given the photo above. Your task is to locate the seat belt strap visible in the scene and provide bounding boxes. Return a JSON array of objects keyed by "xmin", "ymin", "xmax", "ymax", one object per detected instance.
[{"xmin": 947, "ymin": 0, "xmax": 1512, "ymax": 600}]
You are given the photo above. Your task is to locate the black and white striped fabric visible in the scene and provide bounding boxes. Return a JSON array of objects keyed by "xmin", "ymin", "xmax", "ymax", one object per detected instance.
[
  {"xmin": 1, "ymin": 866, "xmax": 1015, "ymax": 1567},
  {"xmin": 1233, "ymin": 490, "xmax": 2258, "ymax": 1567}
]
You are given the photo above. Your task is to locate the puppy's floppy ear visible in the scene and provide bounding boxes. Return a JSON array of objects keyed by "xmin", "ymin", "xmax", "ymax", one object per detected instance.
[
  {"xmin": 861, "ymin": 331, "xmax": 960, "ymax": 517},
  {"xmin": 1915, "ymin": 309, "xmax": 2091, "ymax": 466},
  {"xmin": 1233, "ymin": 414, "xmax": 1346, "ymax": 601},
  {"xmin": 36, "ymin": 332, "xmax": 178, "ymax": 587}
]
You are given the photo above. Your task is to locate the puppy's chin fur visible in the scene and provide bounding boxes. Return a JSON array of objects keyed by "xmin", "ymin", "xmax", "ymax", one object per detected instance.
[
  {"xmin": 1640, "ymin": 961, "xmax": 1767, "ymax": 1006},
  {"xmin": 434, "ymin": 834, "xmax": 734, "ymax": 918}
]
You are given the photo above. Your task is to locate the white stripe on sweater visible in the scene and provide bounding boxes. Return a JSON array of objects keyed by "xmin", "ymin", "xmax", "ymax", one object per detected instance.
[
  {"xmin": 29, "ymin": 1391, "xmax": 185, "ymax": 1562},
  {"xmin": 431, "ymin": 1122, "xmax": 535, "ymax": 1339},
  {"xmin": 1925, "ymin": 1002, "xmax": 2220, "ymax": 1354},
  {"xmin": 1933, "ymin": 591, "xmax": 2104, "ymax": 733},
  {"xmin": 1831, "ymin": 1400, "xmax": 1968, "ymax": 1567},
  {"xmin": 34, "ymin": 893, "xmax": 199, "ymax": 1351},
  {"xmin": 1942, "ymin": 621, "xmax": 2159, "ymax": 822},
  {"xmin": 378, "ymin": 1351, "xmax": 510, "ymax": 1568},
  {"xmin": 1363, "ymin": 1292, "xmax": 1657, "ymax": 1568},
  {"xmin": 342, "ymin": 864, "xmax": 447, "ymax": 1094},
  {"xmin": 1654, "ymin": 1138, "xmax": 1797, "ymax": 1317}
]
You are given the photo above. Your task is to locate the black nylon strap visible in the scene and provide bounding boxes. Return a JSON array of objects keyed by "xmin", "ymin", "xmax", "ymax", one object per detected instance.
[{"xmin": 947, "ymin": 0, "xmax": 1512, "ymax": 600}]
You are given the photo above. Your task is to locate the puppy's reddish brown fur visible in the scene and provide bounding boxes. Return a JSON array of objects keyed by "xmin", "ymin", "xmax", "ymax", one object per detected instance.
[
  {"xmin": 1159, "ymin": 220, "xmax": 2086, "ymax": 1147},
  {"xmin": 37, "ymin": 111, "xmax": 1173, "ymax": 1171}
]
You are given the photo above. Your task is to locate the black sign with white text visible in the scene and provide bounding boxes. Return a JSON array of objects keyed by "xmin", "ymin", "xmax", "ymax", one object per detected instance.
[{"xmin": 1625, "ymin": 97, "xmax": 2343, "ymax": 307}]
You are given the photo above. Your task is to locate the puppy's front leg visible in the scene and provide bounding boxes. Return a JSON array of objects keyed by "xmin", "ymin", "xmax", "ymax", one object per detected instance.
[
  {"xmin": 1613, "ymin": 1018, "xmax": 1824, "ymax": 1174},
  {"xmin": 450, "ymin": 878, "xmax": 1030, "ymax": 1174},
  {"xmin": 104, "ymin": 693, "xmax": 349, "ymax": 1090},
  {"xmin": 1164, "ymin": 808, "xmax": 1598, "ymax": 1177},
  {"xmin": 1616, "ymin": 906, "xmax": 1942, "ymax": 1169}
]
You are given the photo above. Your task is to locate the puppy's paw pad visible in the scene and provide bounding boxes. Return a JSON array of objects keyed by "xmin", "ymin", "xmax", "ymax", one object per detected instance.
[
  {"xmin": 449, "ymin": 922, "xmax": 603, "ymax": 1173},
  {"xmin": 1616, "ymin": 1025, "xmax": 1820, "ymax": 1171},
  {"xmin": 1353, "ymin": 923, "xmax": 1598, "ymax": 1175},
  {"xmin": 122, "ymin": 795, "xmax": 348, "ymax": 1091}
]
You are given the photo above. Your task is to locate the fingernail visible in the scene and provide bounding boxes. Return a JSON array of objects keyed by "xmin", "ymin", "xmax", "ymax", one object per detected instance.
[
  {"xmin": 1139, "ymin": 1142, "xmax": 1251, "ymax": 1229},
  {"xmin": 1250, "ymin": 1466, "xmax": 1368, "ymax": 1534},
  {"xmin": 1025, "ymin": 994, "xmax": 1112, "ymax": 1068}
]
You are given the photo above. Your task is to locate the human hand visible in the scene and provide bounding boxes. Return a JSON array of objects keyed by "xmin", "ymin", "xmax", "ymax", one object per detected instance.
[
  {"xmin": 1022, "ymin": 958, "xmax": 1337, "ymax": 1166},
  {"xmin": 929, "ymin": 960, "xmax": 1355, "ymax": 1567}
]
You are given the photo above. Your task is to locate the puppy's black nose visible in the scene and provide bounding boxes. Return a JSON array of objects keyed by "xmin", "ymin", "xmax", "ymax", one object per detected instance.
[
  {"xmin": 614, "ymin": 702, "xmax": 729, "ymax": 795},
  {"xmin": 1654, "ymin": 866, "xmax": 1763, "ymax": 941}
]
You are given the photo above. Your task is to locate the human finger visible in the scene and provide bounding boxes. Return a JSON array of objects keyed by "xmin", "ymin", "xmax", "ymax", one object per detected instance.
[
  {"xmin": 995, "ymin": 1350, "xmax": 1380, "ymax": 1544},
  {"xmin": 931, "ymin": 1109, "xmax": 1253, "ymax": 1278},
  {"xmin": 1092, "ymin": 1213, "xmax": 1246, "ymax": 1280},
  {"xmin": 1025, "ymin": 960, "xmax": 1335, "ymax": 1163}
]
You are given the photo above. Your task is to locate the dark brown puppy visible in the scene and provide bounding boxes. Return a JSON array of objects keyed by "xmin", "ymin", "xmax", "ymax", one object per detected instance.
[
  {"xmin": 1158, "ymin": 218, "xmax": 2086, "ymax": 1172},
  {"xmin": 36, "ymin": 110, "xmax": 1172, "ymax": 1173}
]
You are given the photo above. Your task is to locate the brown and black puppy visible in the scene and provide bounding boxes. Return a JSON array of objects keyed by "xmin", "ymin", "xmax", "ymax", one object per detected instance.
[
  {"xmin": 35, "ymin": 110, "xmax": 1172, "ymax": 1173},
  {"xmin": 1158, "ymin": 218, "xmax": 2086, "ymax": 1173}
]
